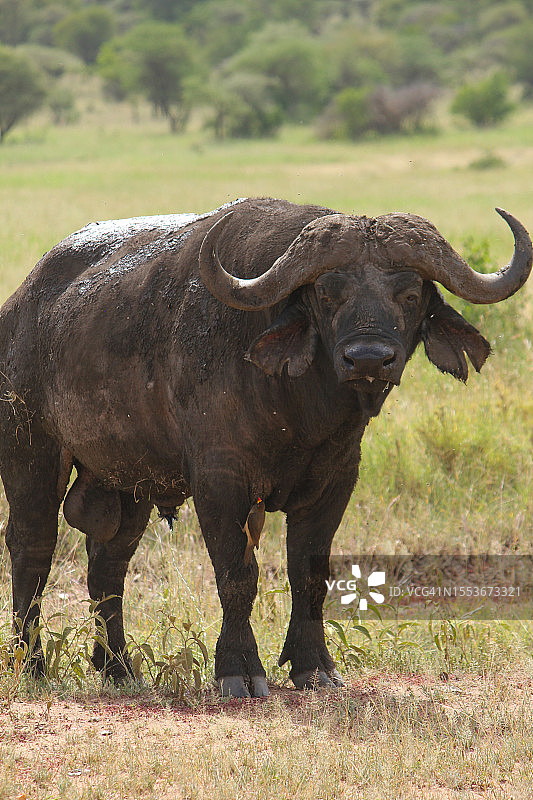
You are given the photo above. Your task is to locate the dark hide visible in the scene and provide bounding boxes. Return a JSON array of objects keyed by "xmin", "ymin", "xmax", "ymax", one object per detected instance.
[{"xmin": 0, "ymin": 198, "xmax": 496, "ymax": 694}]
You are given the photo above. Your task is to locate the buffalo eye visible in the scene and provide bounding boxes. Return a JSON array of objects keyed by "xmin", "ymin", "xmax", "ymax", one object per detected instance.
[
  {"xmin": 396, "ymin": 287, "xmax": 422, "ymax": 308},
  {"xmin": 314, "ymin": 272, "xmax": 348, "ymax": 305},
  {"xmin": 391, "ymin": 271, "xmax": 423, "ymax": 309},
  {"xmin": 316, "ymin": 285, "xmax": 332, "ymax": 303}
]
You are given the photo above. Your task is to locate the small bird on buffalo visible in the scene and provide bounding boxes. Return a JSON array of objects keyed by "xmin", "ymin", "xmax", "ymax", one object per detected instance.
[{"xmin": 243, "ymin": 498, "xmax": 265, "ymax": 566}]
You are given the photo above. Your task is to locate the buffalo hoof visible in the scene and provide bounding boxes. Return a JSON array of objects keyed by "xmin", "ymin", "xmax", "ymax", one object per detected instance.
[
  {"xmin": 92, "ymin": 651, "xmax": 134, "ymax": 685},
  {"xmin": 219, "ymin": 676, "xmax": 251, "ymax": 698},
  {"xmin": 250, "ymin": 676, "xmax": 269, "ymax": 697},
  {"xmin": 218, "ymin": 675, "xmax": 269, "ymax": 698},
  {"xmin": 28, "ymin": 650, "xmax": 46, "ymax": 679},
  {"xmin": 292, "ymin": 668, "xmax": 345, "ymax": 690}
]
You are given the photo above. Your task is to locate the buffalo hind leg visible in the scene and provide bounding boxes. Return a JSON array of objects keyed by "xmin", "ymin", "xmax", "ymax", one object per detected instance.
[
  {"xmin": 194, "ymin": 481, "xmax": 268, "ymax": 698},
  {"xmin": 2, "ymin": 431, "xmax": 62, "ymax": 677},
  {"xmin": 85, "ymin": 492, "xmax": 152, "ymax": 682},
  {"xmin": 281, "ymin": 480, "xmax": 354, "ymax": 689}
]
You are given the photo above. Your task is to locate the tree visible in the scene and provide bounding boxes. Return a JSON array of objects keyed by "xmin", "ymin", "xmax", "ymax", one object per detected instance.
[
  {"xmin": 138, "ymin": 0, "xmax": 200, "ymax": 21},
  {"xmin": 392, "ymin": 32, "xmax": 444, "ymax": 86},
  {"xmin": 203, "ymin": 72, "xmax": 283, "ymax": 139},
  {"xmin": 324, "ymin": 24, "xmax": 391, "ymax": 94},
  {"xmin": 98, "ymin": 34, "xmax": 138, "ymax": 102},
  {"xmin": 0, "ymin": 45, "xmax": 46, "ymax": 143},
  {"xmin": 54, "ymin": 7, "xmax": 115, "ymax": 65},
  {"xmin": 26, "ymin": 3, "xmax": 78, "ymax": 48},
  {"xmin": 98, "ymin": 23, "xmax": 198, "ymax": 132},
  {"xmin": 451, "ymin": 72, "xmax": 514, "ymax": 127},
  {"xmin": 226, "ymin": 22, "xmax": 329, "ymax": 122},
  {"xmin": 0, "ymin": 0, "xmax": 30, "ymax": 46},
  {"xmin": 184, "ymin": 0, "xmax": 255, "ymax": 66},
  {"xmin": 500, "ymin": 21, "xmax": 533, "ymax": 98},
  {"xmin": 325, "ymin": 21, "xmax": 443, "ymax": 95}
]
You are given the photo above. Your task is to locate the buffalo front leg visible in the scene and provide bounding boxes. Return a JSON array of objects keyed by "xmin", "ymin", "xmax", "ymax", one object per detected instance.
[
  {"xmin": 85, "ymin": 492, "xmax": 151, "ymax": 682},
  {"xmin": 280, "ymin": 480, "xmax": 354, "ymax": 689},
  {"xmin": 194, "ymin": 484, "xmax": 268, "ymax": 698}
]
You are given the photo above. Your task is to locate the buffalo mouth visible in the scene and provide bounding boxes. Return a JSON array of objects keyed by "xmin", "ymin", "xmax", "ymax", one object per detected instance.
[
  {"xmin": 349, "ymin": 376, "xmax": 395, "ymax": 416},
  {"xmin": 348, "ymin": 376, "xmax": 396, "ymax": 394}
]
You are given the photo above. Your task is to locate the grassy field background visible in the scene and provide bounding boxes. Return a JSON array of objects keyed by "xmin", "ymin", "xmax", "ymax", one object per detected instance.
[{"xmin": 1, "ymin": 98, "xmax": 533, "ymax": 799}]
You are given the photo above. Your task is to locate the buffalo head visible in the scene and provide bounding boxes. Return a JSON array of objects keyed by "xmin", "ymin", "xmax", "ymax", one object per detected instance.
[{"xmin": 199, "ymin": 208, "xmax": 532, "ymax": 414}]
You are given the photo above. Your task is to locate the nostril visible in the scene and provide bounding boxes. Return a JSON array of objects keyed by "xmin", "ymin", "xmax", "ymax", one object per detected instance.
[{"xmin": 340, "ymin": 340, "xmax": 399, "ymax": 378}]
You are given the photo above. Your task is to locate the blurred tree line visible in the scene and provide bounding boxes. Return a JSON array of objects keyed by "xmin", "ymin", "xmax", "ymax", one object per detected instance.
[{"xmin": 0, "ymin": 0, "xmax": 532, "ymax": 141}]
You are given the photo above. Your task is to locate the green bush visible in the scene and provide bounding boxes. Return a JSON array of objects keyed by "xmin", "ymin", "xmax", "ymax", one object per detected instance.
[
  {"xmin": 451, "ymin": 72, "xmax": 514, "ymax": 127},
  {"xmin": 204, "ymin": 72, "xmax": 283, "ymax": 139},
  {"xmin": 468, "ymin": 150, "xmax": 506, "ymax": 170},
  {"xmin": 17, "ymin": 44, "xmax": 83, "ymax": 79},
  {"xmin": 318, "ymin": 82, "xmax": 439, "ymax": 140},
  {"xmin": 49, "ymin": 85, "xmax": 78, "ymax": 125},
  {"xmin": 332, "ymin": 86, "xmax": 371, "ymax": 139}
]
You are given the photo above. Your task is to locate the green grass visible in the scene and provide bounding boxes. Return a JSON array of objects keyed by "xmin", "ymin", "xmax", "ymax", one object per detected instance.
[
  {"xmin": 2, "ymin": 95, "xmax": 533, "ymax": 297},
  {"xmin": 1, "ymin": 98, "xmax": 533, "ymax": 799}
]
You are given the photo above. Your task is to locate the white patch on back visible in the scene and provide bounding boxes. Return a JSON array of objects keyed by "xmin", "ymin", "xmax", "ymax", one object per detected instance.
[{"xmin": 67, "ymin": 199, "xmax": 247, "ymax": 296}]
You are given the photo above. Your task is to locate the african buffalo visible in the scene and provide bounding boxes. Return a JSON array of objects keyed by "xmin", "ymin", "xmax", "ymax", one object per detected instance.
[{"xmin": 1, "ymin": 198, "xmax": 531, "ymax": 697}]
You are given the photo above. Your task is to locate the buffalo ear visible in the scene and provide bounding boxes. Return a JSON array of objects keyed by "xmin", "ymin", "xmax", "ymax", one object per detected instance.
[
  {"xmin": 246, "ymin": 303, "xmax": 318, "ymax": 377},
  {"xmin": 421, "ymin": 290, "xmax": 491, "ymax": 382}
]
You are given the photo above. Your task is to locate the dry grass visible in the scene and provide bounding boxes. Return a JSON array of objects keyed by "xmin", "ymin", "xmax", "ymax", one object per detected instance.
[
  {"xmin": 2, "ymin": 502, "xmax": 533, "ymax": 798},
  {"xmin": 2, "ymin": 672, "xmax": 533, "ymax": 799}
]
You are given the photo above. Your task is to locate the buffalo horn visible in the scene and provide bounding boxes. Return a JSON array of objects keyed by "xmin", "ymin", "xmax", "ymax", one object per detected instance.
[
  {"xmin": 374, "ymin": 208, "xmax": 532, "ymax": 304},
  {"xmin": 199, "ymin": 208, "xmax": 532, "ymax": 310},
  {"xmin": 198, "ymin": 212, "xmax": 368, "ymax": 310}
]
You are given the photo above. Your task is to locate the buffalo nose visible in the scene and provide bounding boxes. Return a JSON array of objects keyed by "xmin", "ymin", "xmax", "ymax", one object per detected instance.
[{"xmin": 342, "ymin": 341, "xmax": 397, "ymax": 377}]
